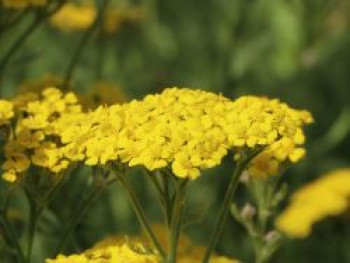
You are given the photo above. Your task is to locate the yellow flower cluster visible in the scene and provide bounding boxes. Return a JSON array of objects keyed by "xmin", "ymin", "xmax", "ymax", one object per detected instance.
[
  {"xmin": 50, "ymin": 3, "xmax": 96, "ymax": 32},
  {"xmin": 47, "ymin": 242, "xmax": 159, "ymax": 263},
  {"xmin": 0, "ymin": 100, "xmax": 14, "ymax": 126},
  {"xmin": 276, "ymin": 168, "xmax": 350, "ymax": 238},
  {"xmin": 2, "ymin": 87, "xmax": 312, "ymax": 182},
  {"xmin": 1, "ymin": 0, "xmax": 46, "ymax": 9},
  {"xmin": 47, "ymin": 225, "xmax": 240, "ymax": 263},
  {"xmin": 232, "ymin": 96, "xmax": 313, "ymax": 179},
  {"xmin": 50, "ymin": 3, "xmax": 143, "ymax": 33},
  {"xmin": 2, "ymin": 88, "xmax": 81, "ymax": 182}
]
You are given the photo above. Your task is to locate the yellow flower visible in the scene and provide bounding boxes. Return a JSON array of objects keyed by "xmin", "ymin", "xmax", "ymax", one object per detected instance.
[
  {"xmin": 55, "ymin": 87, "xmax": 312, "ymax": 180},
  {"xmin": 46, "ymin": 241, "xmax": 160, "ymax": 263},
  {"xmin": 2, "ymin": 88, "xmax": 81, "ymax": 182},
  {"xmin": 0, "ymin": 100, "xmax": 14, "ymax": 126},
  {"xmin": 276, "ymin": 168, "xmax": 350, "ymax": 238},
  {"xmin": 50, "ymin": 3, "xmax": 96, "ymax": 32},
  {"xmin": 46, "ymin": 225, "xmax": 240, "ymax": 263}
]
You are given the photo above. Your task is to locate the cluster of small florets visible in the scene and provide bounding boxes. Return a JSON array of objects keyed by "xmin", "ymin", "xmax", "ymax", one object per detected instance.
[
  {"xmin": 0, "ymin": 100, "xmax": 14, "ymax": 126},
  {"xmin": 1, "ymin": 87, "xmax": 312, "ymax": 182},
  {"xmin": 2, "ymin": 88, "xmax": 81, "ymax": 182},
  {"xmin": 47, "ymin": 225, "xmax": 240, "ymax": 263},
  {"xmin": 276, "ymin": 168, "xmax": 350, "ymax": 238}
]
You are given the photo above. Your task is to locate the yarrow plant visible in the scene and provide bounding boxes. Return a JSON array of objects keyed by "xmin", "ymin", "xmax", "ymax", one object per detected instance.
[{"xmin": 0, "ymin": 86, "xmax": 313, "ymax": 263}]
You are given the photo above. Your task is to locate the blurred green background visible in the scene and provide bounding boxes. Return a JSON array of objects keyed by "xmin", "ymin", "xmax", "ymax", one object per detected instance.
[{"xmin": 1, "ymin": 0, "xmax": 350, "ymax": 262}]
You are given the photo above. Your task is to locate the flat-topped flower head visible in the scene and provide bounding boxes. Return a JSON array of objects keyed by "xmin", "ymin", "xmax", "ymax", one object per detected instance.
[
  {"xmin": 276, "ymin": 168, "xmax": 350, "ymax": 238},
  {"xmin": 46, "ymin": 241, "xmax": 160, "ymax": 263},
  {"xmin": 1, "ymin": 88, "xmax": 81, "ymax": 183},
  {"xmin": 54, "ymin": 87, "xmax": 312, "ymax": 180}
]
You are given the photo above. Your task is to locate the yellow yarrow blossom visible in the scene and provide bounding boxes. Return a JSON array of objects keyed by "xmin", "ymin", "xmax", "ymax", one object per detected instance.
[
  {"xmin": 276, "ymin": 168, "xmax": 350, "ymax": 238},
  {"xmin": 53, "ymin": 87, "xmax": 311, "ymax": 180},
  {"xmin": 0, "ymin": 100, "xmax": 14, "ymax": 126},
  {"xmin": 47, "ymin": 226, "xmax": 240, "ymax": 263},
  {"xmin": 2, "ymin": 88, "xmax": 81, "ymax": 182},
  {"xmin": 50, "ymin": 3, "xmax": 96, "ymax": 32},
  {"xmin": 50, "ymin": 2, "xmax": 143, "ymax": 33},
  {"xmin": 104, "ymin": 7, "xmax": 144, "ymax": 33},
  {"xmin": 46, "ymin": 241, "xmax": 160, "ymax": 263}
]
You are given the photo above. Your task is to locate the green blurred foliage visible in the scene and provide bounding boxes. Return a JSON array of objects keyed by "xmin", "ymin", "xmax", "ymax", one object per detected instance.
[{"xmin": 1, "ymin": 0, "xmax": 350, "ymax": 262}]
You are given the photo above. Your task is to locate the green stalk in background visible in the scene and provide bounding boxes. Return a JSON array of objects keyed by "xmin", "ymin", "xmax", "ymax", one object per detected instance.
[{"xmin": 203, "ymin": 148, "xmax": 263, "ymax": 263}]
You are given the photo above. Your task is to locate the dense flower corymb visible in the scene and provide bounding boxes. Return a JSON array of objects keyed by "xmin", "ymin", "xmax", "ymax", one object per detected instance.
[
  {"xmin": 47, "ymin": 226, "xmax": 240, "ymax": 263},
  {"xmin": 276, "ymin": 168, "xmax": 350, "ymax": 238},
  {"xmin": 54, "ymin": 87, "xmax": 312, "ymax": 180},
  {"xmin": 1, "ymin": 87, "xmax": 312, "ymax": 182},
  {"xmin": 2, "ymin": 88, "xmax": 81, "ymax": 182}
]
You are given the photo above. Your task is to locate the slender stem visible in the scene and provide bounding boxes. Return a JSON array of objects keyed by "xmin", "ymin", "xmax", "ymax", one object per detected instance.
[
  {"xmin": 0, "ymin": 211, "xmax": 26, "ymax": 263},
  {"xmin": 0, "ymin": 16, "xmax": 40, "ymax": 77},
  {"xmin": 24, "ymin": 172, "xmax": 69, "ymax": 263},
  {"xmin": 145, "ymin": 170, "xmax": 171, "ymax": 228},
  {"xmin": 53, "ymin": 185, "xmax": 104, "ymax": 256},
  {"xmin": 116, "ymin": 173, "xmax": 166, "ymax": 260},
  {"xmin": 62, "ymin": 0, "xmax": 109, "ymax": 90},
  {"xmin": 167, "ymin": 179, "xmax": 187, "ymax": 263},
  {"xmin": 162, "ymin": 172, "xmax": 172, "ymax": 228},
  {"xmin": 26, "ymin": 198, "xmax": 36, "ymax": 263},
  {"xmin": 202, "ymin": 149, "xmax": 262, "ymax": 263},
  {"xmin": 0, "ymin": 0, "xmax": 67, "ymax": 93},
  {"xmin": 0, "ymin": 8, "xmax": 30, "ymax": 34}
]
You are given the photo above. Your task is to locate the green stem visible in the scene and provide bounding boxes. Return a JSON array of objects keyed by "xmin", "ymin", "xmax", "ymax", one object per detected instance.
[
  {"xmin": 0, "ymin": 0, "xmax": 67, "ymax": 93},
  {"xmin": 145, "ymin": 170, "xmax": 171, "ymax": 228},
  {"xmin": 0, "ymin": 15, "xmax": 40, "ymax": 78},
  {"xmin": 0, "ymin": 211, "xmax": 26, "ymax": 263},
  {"xmin": 62, "ymin": 0, "xmax": 109, "ymax": 90},
  {"xmin": 116, "ymin": 173, "xmax": 166, "ymax": 260},
  {"xmin": 167, "ymin": 179, "xmax": 186, "ymax": 263},
  {"xmin": 0, "ymin": 8, "xmax": 30, "ymax": 34},
  {"xmin": 202, "ymin": 150, "xmax": 262, "ymax": 263},
  {"xmin": 26, "ymin": 198, "xmax": 37, "ymax": 263},
  {"xmin": 53, "ymin": 185, "xmax": 104, "ymax": 256}
]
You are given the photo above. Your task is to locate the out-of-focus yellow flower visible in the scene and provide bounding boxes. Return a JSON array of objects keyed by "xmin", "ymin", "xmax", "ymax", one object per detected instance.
[
  {"xmin": 50, "ymin": 3, "xmax": 96, "ymax": 32},
  {"xmin": 104, "ymin": 7, "xmax": 144, "ymax": 33},
  {"xmin": 0, "ymin": 100, "xmax": 14, "ymax": 126},
  {"xmin": 46, "ymin": 241, "xmax": 160, "ymax": 263},
  {"xmin": 18, "ymin": 74, "xmax": 64, "ymax": 95},
  {"xmin": 1, "ymin": 0, "xmax": 46, "ymax": 9},
  {"xmin": 47, "ymin": 226, "xmax": 240, "ymax": 263},
  {"xmin": 50, "ymin": 3, "xmax": 143, "ymax": 33},
  {"xmin": 276, "ymin": 168, "xmax": 350, "ymax": 238},
  {"xmin": 78, "ymin": 82, "xmax": 127, "ymax": 110}
]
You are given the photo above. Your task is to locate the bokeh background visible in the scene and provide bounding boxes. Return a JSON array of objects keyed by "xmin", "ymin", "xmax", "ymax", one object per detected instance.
[{"xmin": 1, "ymin": 0, "xmax": 350, "ymax": 262}]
